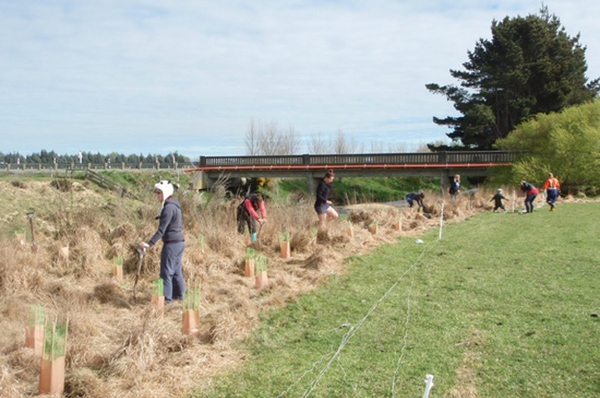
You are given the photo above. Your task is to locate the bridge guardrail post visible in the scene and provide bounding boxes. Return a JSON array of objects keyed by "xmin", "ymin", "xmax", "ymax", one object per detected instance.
[
  {"xmin": 199, "ymin": 156, "xmax": 206, "ymax": 167},
  {"xmin": 439, "ymin": 152, "xmax": 447, "ymax": 164}
]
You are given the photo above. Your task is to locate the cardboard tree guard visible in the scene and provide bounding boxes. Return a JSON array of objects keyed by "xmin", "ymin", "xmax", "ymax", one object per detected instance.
[
  {"xmin": 182, "ymin": 287, "xmax": 201, "ymax": 336},
  {"xmin": 254, "ymin": 257, "xmax": 268, "ymax": 289},
  {"xmin": 38, "ymin": 318, "xmax": 68, "ymax": 396},
  {"xmin": 25, "ymin": 304, "xmax": 45, "ymax": 356}
]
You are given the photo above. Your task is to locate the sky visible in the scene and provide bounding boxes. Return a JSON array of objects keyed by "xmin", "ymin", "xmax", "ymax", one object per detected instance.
[{"xmin": 1, "ymin": 0, "xmax": 599, "ymax": 159}]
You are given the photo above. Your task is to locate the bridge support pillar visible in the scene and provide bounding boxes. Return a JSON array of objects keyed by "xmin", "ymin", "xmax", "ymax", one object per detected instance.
[
  {"xmin": 191, "ymin": 171, "xmax": 214, "ymax": 191},
  {"xmin": 440, "ymin": 170, "xmax": 452, "ymax": 194},
  {"xmin": 306, "ymin": 174, "xmax": 319, "ymax": 195}
]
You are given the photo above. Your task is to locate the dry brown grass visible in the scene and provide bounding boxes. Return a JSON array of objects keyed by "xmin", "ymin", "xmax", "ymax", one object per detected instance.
[{"xmin": 0, "ymin": 181, "xmax": 515, "ymax": 397}]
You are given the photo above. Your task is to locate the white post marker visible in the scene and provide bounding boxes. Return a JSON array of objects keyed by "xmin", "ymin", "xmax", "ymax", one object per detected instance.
[
  {"xmin": 423, "ymin": 374, "xmax": 434, "ymax": 398},
  {"xmin": 438, "ymin": 203, "xmax": 444, "ymax": 240},
  {"xmin": 512, "ymin": 190, "xmax": 516, "ymax": 213}
]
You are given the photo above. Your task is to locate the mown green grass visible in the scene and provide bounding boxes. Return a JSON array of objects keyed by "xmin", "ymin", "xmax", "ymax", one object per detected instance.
[{"xmin": 197, "ymin": 203, "xmax": 600, "ymax": 398}]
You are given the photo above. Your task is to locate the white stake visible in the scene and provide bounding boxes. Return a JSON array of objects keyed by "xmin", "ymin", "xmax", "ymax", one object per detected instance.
[
  {"xmin": 512, "ymin": 190, "xmax": 516, "ymax": 213},
  {"xmin": 438, "ymin": 203, "xmax": 444, "ymax": 240},
  {"xmin": 423, "ymin": 374, "xmax": 434, "ymax": 398}
]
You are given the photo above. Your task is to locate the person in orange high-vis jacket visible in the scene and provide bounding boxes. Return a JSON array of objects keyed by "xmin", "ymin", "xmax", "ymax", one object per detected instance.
[{"xmin": 542, "ymin": 173, "xmax": 560, "ymax": 212}]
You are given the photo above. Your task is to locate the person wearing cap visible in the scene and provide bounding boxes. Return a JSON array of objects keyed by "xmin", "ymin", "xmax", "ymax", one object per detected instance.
[
  {"xmin": 315, "ymin": 169, "xmax": 338, "ymax": 228},
  {"xmin": 542, "ymin": 173, "xmax": 561, "ymax": 212},
  {"xmin": 237, "ymin": 193, "xmax": 267, "ymax": 240},
  {"xmin": 405, "ymin": 192, "xmax": 425, "ymax": 211},
  {"xmin": 139, "ymin": 180, "xmax": 185, "ymax": 304},
  {"xmin": 520, "ymin": 181, "xmax": 539, "ymax": 213},
  {"xmin": 490, "ymin": 188, "xmax": 509, "ymax": 212}
]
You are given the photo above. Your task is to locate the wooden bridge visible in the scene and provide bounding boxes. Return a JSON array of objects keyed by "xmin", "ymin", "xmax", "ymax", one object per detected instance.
[{"xmin": 184, "ymin": 151, "xmax": 518, "ymax": 191}]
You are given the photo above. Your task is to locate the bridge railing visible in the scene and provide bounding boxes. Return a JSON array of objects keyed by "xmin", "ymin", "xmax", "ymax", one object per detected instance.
[{"xmin": 198, "ymin": 151, "xmax": 518, "ymax": 167}]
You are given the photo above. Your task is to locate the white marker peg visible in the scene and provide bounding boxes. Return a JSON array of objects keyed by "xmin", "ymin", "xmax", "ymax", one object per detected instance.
[{"xmin": 423, "ymin": 374, "xmax": 434, "ymax": 398}]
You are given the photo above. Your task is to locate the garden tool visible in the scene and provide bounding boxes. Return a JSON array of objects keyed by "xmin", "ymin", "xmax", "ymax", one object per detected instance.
[
  {"xmin": 132, "ymin": 246, "xmax": 146, "ymax": 300},
  {"xmin": 26, "ymin": 211, "xmax": 36, "ymax": 252}
]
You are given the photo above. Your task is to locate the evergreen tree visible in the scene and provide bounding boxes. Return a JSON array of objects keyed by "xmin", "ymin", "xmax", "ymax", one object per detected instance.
[{"xmin": 427, "ymin": 7, "xmax": 599, "ymax": 150}]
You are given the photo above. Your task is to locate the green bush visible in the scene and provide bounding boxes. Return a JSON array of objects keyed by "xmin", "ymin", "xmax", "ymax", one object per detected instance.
[{"xmin": 495, "ymin": 99, "xmax": 600, "ymax": 193}]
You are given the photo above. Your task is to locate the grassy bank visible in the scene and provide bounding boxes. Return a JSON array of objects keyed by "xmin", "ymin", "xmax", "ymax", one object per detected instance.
[
  {"xmin": 277, "ymin": 176, "xmax": 444, "ymax": 203},
  {"xmin": 201, "ymin": 203, "xmax": 600, "ymax": 397}
]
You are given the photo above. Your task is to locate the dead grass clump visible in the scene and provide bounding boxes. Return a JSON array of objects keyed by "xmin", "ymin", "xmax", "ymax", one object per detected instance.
[
  {"xmin": 65, "ymin": 367, "xmax": 110, "ymax": 398},
  {"xmin": 208, "ymin": 306, "xmax": 246, "ymax": 345},
  {"xmin": 107, "ymin": 311, "xmax": 192, "ymax": 377},
  {"xmin": 290, "ymin": 231, "xmax": 312, "ymax": 253},
  {"xmin": 109, "ymin": 222, "xmax": 138, "ymax": 244},
  {"xmin": 1, "ymin": 295, "xmax": 31, "ymax": 323},
  {"xmin": 302, "ymin": 248, "xmax": 328, "ymax": 270},
  {"xmin": 0, "ymin": 246, "xmax": 45, "ymax": 294},
  {"xmin": 51, "ymin": 178, "xmax": 73, "ymax": 192},
  {"xmin": 331, "ymin": 233, "xmax": 350, "ymax": 245},
  {"xmin": 67, "ymin": 227, "xmax": 108, "ymax": 279},
  {"xmin": 45, "ymin": 281, "xmax": 90, "ymax": 309},
  {"xmin": 349, "ymin": 210, "xmax": 374, "ymax": 225},
  {"xmin": 3, "ymin": 348, "xmax": 39, "ymax": 393},
  {"xmin": 11, "ymin": 180, "xmax": 26, "ymax": 189},
  {"xmin": 92, "ymin": 282, "xmax": 132, "ymax": 309},
  {"xmin": 316, "ymin": 229, "xmax": 331, "ymax": 244}
]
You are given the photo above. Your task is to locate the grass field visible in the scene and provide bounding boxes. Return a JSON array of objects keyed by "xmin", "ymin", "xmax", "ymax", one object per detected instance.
[{"xmin": 199, "ymin": 202, "xmax": 600, "ymax": 398}]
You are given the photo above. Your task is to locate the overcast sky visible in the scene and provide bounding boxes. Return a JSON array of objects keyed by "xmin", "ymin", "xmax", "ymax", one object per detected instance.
[{"xmin": 1, "ymin": 0, "xmax": 598, "ymax": 158}]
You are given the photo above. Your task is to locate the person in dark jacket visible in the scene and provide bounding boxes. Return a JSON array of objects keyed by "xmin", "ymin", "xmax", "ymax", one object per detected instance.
[
  {"xmin": 449, "ymin": 174, "xmax": 461, "ymax": 199},
  {"xmin": 140, "ymin": 180, "xmax": 185, "ymax": 304},
  {"xmin": 315, "ymin": 169, "xmax": 338, "ymax": 228},
  {"xmin": 237, "ymin": 193, "xmax": 267, "ymax": 239},
  {"xmin": 520, "ymin": 181, "xmax": 539, "ymax": 213},
  {"xmin": 405, "ymin": 192, "xmax": 425, "ymax": 211},
  {"xmin": 490, "ymin": 188, "xmax": 509, "ymax": 212}
]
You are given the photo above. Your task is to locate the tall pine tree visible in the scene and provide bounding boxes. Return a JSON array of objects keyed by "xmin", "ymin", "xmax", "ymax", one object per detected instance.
[{"xmin": 427, "ymin": 7, "xmax": 599, "ymax": 150}]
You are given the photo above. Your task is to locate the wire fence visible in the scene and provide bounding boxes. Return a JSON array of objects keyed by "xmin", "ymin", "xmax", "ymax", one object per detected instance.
[{"xmin": 277, "ymin": 207, "xmax": 446, "ymax": 398}]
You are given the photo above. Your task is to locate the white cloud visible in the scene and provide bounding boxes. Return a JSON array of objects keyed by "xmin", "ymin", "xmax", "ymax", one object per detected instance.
[{"xmin": 0, "ymin": 0, "xmax": 598, "ymax": 156}]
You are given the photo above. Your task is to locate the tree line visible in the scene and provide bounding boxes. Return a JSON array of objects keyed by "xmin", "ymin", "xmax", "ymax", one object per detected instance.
[{"xmin": 0, "ymin": 150, "xmax": 190, "ymax": 164}]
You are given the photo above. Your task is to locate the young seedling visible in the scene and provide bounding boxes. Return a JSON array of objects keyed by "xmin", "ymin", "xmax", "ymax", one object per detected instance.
[
  {"xmin": 198, "ymin": 234, "xmax": 205, "ymax": 253},
  {"xmin": 112, "ymin": 256, "xmax": 123, "ymax": 283},
  {"xmin": 369, "ymin": 221, "xmax": 378, "ymax": 235},
  {"xmin": 394, "ymin": 213, "xmax": 403, "ymax": 231},
  {"xmin": 254, "ymin": 256, "xmax": 268, "ymax": 289},
  {"xmin": 182, "ymin": 286, "xmax": 201, "ymax": 336},
  {"xmin": 151, "ymin": 279, "xmax": 165, "ymax": 312},
  {"xmin": 280, "ymin": 232, "xmax": 291, "ymax": 259},
  {"xmin": 245, "ymin": 247, "xmax": 255, "ymax": 277},
  {"xmin": 347, "ymin": 220, "xmax": 354, "ymax": 237},
  {"xmin": 25, "ymin": 304, "xmax": 45, "ymax": 356},
  {"xmin": 38, "ymin": 317, "xmax": 69, "ymax": 395}
]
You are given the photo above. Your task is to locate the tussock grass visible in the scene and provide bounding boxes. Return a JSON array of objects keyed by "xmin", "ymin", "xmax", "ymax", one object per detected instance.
[{"xmin": 0, "ymin": 179, "xmax": 536, "ymax": 397}]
